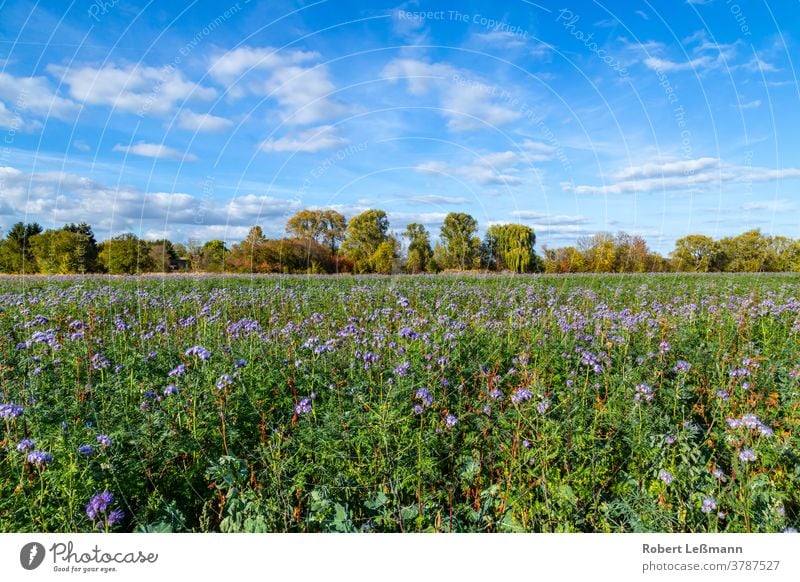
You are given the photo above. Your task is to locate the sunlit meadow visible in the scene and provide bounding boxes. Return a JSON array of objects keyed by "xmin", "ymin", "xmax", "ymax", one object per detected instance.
[{"xmin": 1, "ymin": 274, "xmax": 798, "ymax": 532}]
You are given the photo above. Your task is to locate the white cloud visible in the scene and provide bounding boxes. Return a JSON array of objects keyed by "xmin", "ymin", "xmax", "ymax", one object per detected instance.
[
  {"xmin": 381, "ymin": 58, "xmax": 522, "ymax": 131},
  {"xmin": 208, "ymin": 46, "xmax": 318, "ymax": 83},
  {"xmin": 0, "ymin": 165, "xmax": 301, "ymax": 240},
  {"xmin": 738, "ymin": 99, "xmax": 761, "ymax": 110},
  {"xmin": 567, "ymin": 157, "xmax": 800, "ymax": 195},
  {"xmin": 509, "ymin": 211, "xmax": 589, "ymax": 225},
  {"xmin": 643, "ymin": 55, "xmax": 715, "ymax": 73},
  {"xmin": 72, "ymin": 140, "xmax": 91, "ymax": 152},
  {"xmin": 614, "ymin": 157, "xmax": 719, "ymax": 180},
  {"xmin": 113, "ymin": 142, "xmax": 197, "ymax": 161},
  {"xmin": 414, "ymin": 157, "xmax": 522, "ymax": 186},
  {"xmin": 740, "ymin": 199, "xmax": 794, "ymax": 212},
  {"xmin": 48, "ymin": 63, "xmax": 215, "ymax": 116},
  {"xmin": 259, "ymin": 125, "xmax": 347, "ymax": 153},
  {"xmin": 406, "ymin": 195, "xmax": 469, "ymax": 205},
  {"xmin": 177, "ymin": 110, "xmax": 233, "ymax": 132},
  {"xmin": 0, "ymin": 71, "xmax": 80, "ymax": 122},
  {"xmin": 208, "ymin": 46, "xmax": 346, "ymax": 125}
]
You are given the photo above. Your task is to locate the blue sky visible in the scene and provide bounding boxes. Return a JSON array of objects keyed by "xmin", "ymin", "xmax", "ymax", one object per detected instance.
[{"xmin": 0, "ymin": 0, "xmax": 798, "ymax": 253}]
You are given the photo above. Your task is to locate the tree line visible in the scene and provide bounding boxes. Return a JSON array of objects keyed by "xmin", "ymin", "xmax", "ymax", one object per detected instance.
[{"xmin": 0, "ymin": 210, "xmax": 798, "ymax": 275}]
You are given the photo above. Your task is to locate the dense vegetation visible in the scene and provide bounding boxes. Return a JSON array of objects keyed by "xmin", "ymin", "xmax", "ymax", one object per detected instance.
[
  {"xmin": 1, "ymin": 274, "xmax": 798, "ymax": 532},
  {"xmin": 2, "ymin": 209, "xmax": 799, "ymax": 275}
]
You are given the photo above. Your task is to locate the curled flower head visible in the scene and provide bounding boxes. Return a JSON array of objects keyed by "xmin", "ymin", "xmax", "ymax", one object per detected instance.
[
  {"xmin": 634, "ymin": 384, "xmax": 654, "ymax": 403},
  {"xmin": 78, "ymin": 444, "xmax": 94, "ymax": 456},
  {"xmin": 0, "ymin": 403, "xmax": 24, "ymax": 419},
  {"xmin": 27, "ymin": 450, "xmax": 53, "ymax": 466},
  {"xmin": 96, "ymin": 434, "xmax": 112, "ymax": 447},
  {"xmin": 511, "ymin": 388, "xmax": 532, "ymax": 404},
  {"xmin": 16, "ymin": 438, "xmax": 35, "ymax": 452},
  {"xmin": 445, "ymin": 414, "xmax": 458, "ymax": 428},
  {"xmin": 739, "ymin": 448, "xmax": 757, "ymax": 463},
  {"xmin": 86, "ymin": 491, "xmax": 123, "ymax": 528},
  {"xmin": 658, "ymin": 470, "xmax": 673, "ymax": 485},
  {"xmin": 701, "ymin": 497, "xmax": 717, "ymax": 514},
  {"xmin": 163, "ymin": 384, "xmax": 179, "ymax": 397},
  {"xmin": 168, "ymin": 364, "xmax": 186, "ymax": 377},
  {"xmin": 184, "ymin": 346, "xmax": 211, "ymax": 360},
  {"xmin": 295, "ymin": 398, "xmax": 312, "ymax": 415}
]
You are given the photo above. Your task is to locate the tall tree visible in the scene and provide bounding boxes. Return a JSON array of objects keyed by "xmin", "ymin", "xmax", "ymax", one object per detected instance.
[
  {"xmin": 286, "ymin": 209, "xmax": 347, "ymax": 254},
  {"xmin": 671, "ymin": 234, "xmax": 722, "ymax": 272},
  {"xmin": 30, "ymin": 229, "xmax": 88, "ymax": 274},
  {"xmin": 147, "ymin": 239, "xmax": 179, "ymax": 272},
  {"xmin": 403, "ymin": 223, "xmax": 433, "ymax": 273},
  {"xmin": 63, "ymin": 222, "xmax": 99, "ymax": 273},
  {"xmin": 341, "ymin": 209, "xmax": 389, "ymax": 273},
  {"xmin": 484, "ymin": 223, "xmax": 537, "ymax": 273},
  {"xmin": 0, "ymin": 222, "xmax": 43, "ymax": 273},
  {"xmin": 439, "ymin": 212, "xmax": 480, "ymax": 270},
  {"xmin": 98, "ymin": 233, "xmax": 154, "ymax": 274},
  {"xmin": 199, "ymin": 240, "xmax": 228, "ymax": 272}
]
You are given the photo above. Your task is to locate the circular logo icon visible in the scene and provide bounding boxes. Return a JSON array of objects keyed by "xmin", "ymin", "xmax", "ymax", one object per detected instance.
[{"xmin": 20, "ymin": 542, "xmax": 46, "ymax": 570}]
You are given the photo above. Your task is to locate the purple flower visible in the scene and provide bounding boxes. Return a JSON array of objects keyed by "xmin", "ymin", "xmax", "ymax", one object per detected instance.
[
  {"xmin": 96, "ymin": 434, "xmax": 112, "ymax": 447},
  {"xmin": 738, "ymin": 448, "xmax": 757, "ymax": 463},
  {"xmin": 511, "ymin": 388, "xmax": 532, "ymax": 404},
  {"xmin": 216, "ymin": 374, "xmax": 233, "ymax": 390},
  {"xmin": 634, "ymin": 384, "xmax": 654, "ymax": 403},
  {"xmin": 488, "ymin": 388, "xmax": 503, "ymax": 400},
  {"xmin": 664, "ymin": 435, "xmax": 676, "ymax": 445},
  {"xmin": 716, "ymin": 390, "xmax": 729, "ymax": 400},
  {"xmin": 234, "ymin": 359, "xmax": 247, "ymax": 368},
  {"xmin": 414, "ymin": 387, "xmax": 433, "ymax": 407},
  {"xmin": 413, "ymin": 404, "xmax": 424, "ymax": 415},
  {"xmin": 90, "ymin": 353, "xmax": 110, "ymax": 370},
  {"xmin": 16, "ymin": 438, "xmax": 35, "ymax": 452},
  {"xmin": 78, "ymin": 444, "xmax": 94, "ymax": 456},
  {"xmin": 106, "ymin": 508, "xmax": 125, "ymax": 526},
  {"xmin": 712, "ymin": 468, "xmax": 727, "ymax": 482},
  {"xmin": 445, "ymin": 414, "xmax": 458, "ymax": 428},
  {"xmin": 168, "ymin": 364, "xmax": 186, "ymax": 377},
  {"xmin": 658, "ymin": 341, "xmax": 671, "ymax": 355},
  {"xmin": 537, "ymin": 399, "xmax": 550, "ymax": 414},
  {"xmin": 482, "ymin": 405, "xmax": 491, "ymax": 415},
  {"xmin": 86, "ymin": 491, "xmax": 123, "ymax": 528},
  {"xmin": 393, "ymin": 361, "xmax": 411, "ymax": 377},
  {"xmin": 673, "ymin": 360, "xmax": 691, "ymax": 373},
  {"xmin": 522, "ymin": 439, "xmax": 531, "ymax": 448},
  {"xmin": 0, "ymin": 403, "xmax": 24, "ymax": 418},
  {"xmin": 185, "ymin": 346, "xmax": 211, "ymax": 360},
  {"xmin": 658, "ymin": 470, "xmax": 673, "ymax": 485},
  {"xmin": 701, "ymin": 497, "xmax": 717, "ymax": 514},
  {"xmin": 295, "ymin": 398, "xmax": 312, "ymax": 415},
  {"xmin": 163, "ymin": 385, "xmax": 179, "ymax": 397},
  {"xmin": 27, "ymin": 450, "xmax": 53, "ymax": 466}
]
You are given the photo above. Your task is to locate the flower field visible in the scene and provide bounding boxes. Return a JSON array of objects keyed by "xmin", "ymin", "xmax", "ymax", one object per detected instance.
[{"xmin": 1, "ymin": 274, "xmax": 798, "ymax": 532}]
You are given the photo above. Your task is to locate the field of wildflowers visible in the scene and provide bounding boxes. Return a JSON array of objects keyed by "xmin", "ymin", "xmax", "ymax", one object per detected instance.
[{"xmin": 1, "ymin": 274, "xmax": 798, "ymax": 532}]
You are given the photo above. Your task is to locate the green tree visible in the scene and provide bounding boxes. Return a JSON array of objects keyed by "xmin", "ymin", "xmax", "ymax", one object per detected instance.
[
  {"xmin": 199, "ymin": 240, "xmax": 228, "ymax": 272},
  {"xmin": 63, "ymin": 222, "xmax": 99, "ymax": 273},
  {"xmin": 403, "ymin": 223, "xmax": 433, "ymax": 273},
  {"xmin": 341, "ymin": 209, "xmax": 389, "ymax": 273},
  {"xmin": 578, "ymin": 233, "xmax": 616, "ymax": 273},
  {"xmin": 371, "ymin": 238, "xmax": 399, "ymax": 275},
  {"xmin": 286, "ymin": 209, "xmax": 347, "ymax": 254},
  {"xmin": 484, "ymin": 223, "xmax": 537, "ymax": 273},
  {"xmin": 98, "ymin": 233, "xmax": 154, "ymax": 274},
  {"xmin": 147, "ymin": 239, "xmax": 179, "ymax": 272},
  {"xmin": 0, "ymin": 222, "xmax": 43, "ymax": 273},
  {"xmin": 30, "ymin": 229, "xmax": 87, "ymax": 274},
  {"xmin": 718, "ymin": 230, "xmax": 771, "ymax": 272},
  {"xmin": 671, "ymin": 234, "xmax": 722, "ymax": 272},
  {"xmin": 439, "ymin": 212, "xmax": 480, "ymax": 270}
]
